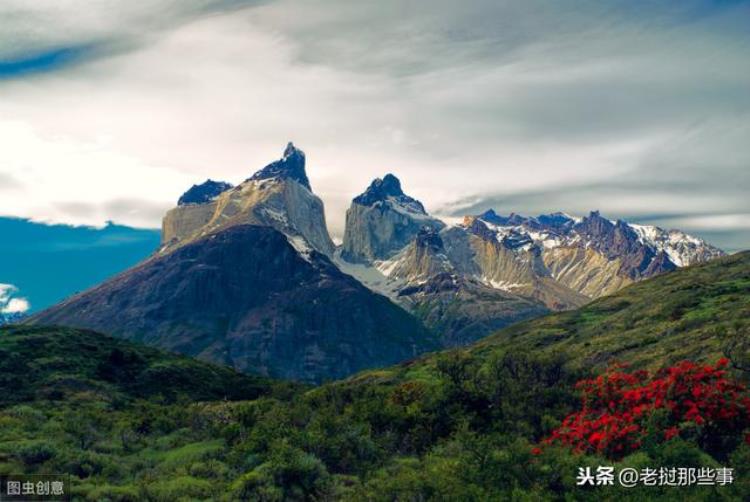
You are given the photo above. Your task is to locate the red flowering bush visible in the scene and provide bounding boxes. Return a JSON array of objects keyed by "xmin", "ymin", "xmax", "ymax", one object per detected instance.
[{"xmin": 540, "ymin": 359, "xmax": 750, "ymax": 459}]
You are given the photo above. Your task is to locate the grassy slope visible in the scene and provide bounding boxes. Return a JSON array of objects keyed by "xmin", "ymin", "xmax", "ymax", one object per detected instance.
[
  {"xmin": 0, "ymin": 325, "xmax": 291, "ymax": 406},
  {"xmin": 0, "ymin": 253, "xmax": 748, "ymax": 500},
  {"xmin": 475, "ymin": 250, "xmax": 750, "ymax": 370}
]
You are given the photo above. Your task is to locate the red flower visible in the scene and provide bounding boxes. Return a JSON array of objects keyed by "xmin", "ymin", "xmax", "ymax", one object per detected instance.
[
  {"xmin": 531, "ymin": 447, "xmax": 543, "ymax": 456},
  {"xmin": 541, "ymin": 359, "xmax": 750, "ymax": 459}
]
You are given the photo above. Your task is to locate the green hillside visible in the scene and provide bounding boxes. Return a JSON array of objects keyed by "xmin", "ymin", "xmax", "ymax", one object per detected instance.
[
  {"xmin": 0, "ymin": 252, "xmax": 748, "ymax": 500},
  {"xmin": 0, "ymin": 326, "xmax": 289, "ymax": 406},
  {"xmin": 474, "ymin": 250, "xmax": 750, "ymax": 371}
]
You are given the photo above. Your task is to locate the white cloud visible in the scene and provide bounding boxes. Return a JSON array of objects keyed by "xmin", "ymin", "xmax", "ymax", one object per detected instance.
[
  {"xmin": 0, "ymin": 0, "xmax": 748, "ymax": 249},
  {"xmin": 0, "ymin": 283, "xmax": 30, "ymax": 314},
  {"xmin": 659, "ymin": 214, "xmax": 750, "ymax": 231},
  {"xmin": 3, "ymin": 298, "xmax": 30, "ymax": 314}
]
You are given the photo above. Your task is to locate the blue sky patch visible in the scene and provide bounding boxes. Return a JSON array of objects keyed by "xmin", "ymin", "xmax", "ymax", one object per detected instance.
[{"xmin": 0, "ymin": 45, "xmax": 95, "ymax": 79}]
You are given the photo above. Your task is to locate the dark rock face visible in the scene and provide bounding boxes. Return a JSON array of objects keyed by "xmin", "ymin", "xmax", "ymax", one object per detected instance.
[
  {"xmin": 29, "ymin": 225, "xmax": 437, "ymax": 384},
  {"xmin": 573, "ymin": 212, "xmax": 660, "ymax": 279},
  {"xmin": 247, "ymin": 142, "xmax": 311, "ymax": 191},
  {"xmin": 415, "ymin": 227, "xmax": 443, "ymax": 253},
  {"xmin": 534, "ymin": 212, "xmax": 576, "ymax": 231},
  {"xmin": 178, "ymin": 179, "xmax": 233, "ymax": 206},
  {"xmin": 353, "ymin": 174, "xmax": 426, "ymax": 214},
  {"xmin": 467, "ymin": 217, "xmax": 498, "ymax": 242},
  {"xmin": 398, "ymin": 274, "xmax": 549, "ymax": 347},
  {"xmin": 643, "ymin": 251, "xmax": 678, "ymax": 276}
]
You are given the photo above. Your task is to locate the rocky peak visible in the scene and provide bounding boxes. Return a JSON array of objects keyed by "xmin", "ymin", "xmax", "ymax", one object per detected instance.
[
  {"xmin": 353, "ymin": 174, "xmax": 426, "ymax": 214},
  {"xmin": 177, "ymin": 179, "xmax": 234, "ymax": 206},
  {"xmin": 574, "ymin": 210, "xmax": 614, "ymax": 236},
  {"xmin": 247, "ymin": 142, "xmax": 311, "ymax": 191},
  {"xmin": 478, "ymin": 210, "xmax": 531, "ymax": 227},
  {"xmin": 478, "ymin": 209, "xmax": 507, "ymax": 225},
  {"xmin": 466, "ymin": 217, "xmax": 498, "ymax": 243},
  {"xmin": 535, "ymin": 212, "xmax": 576, "ymax": 230}
]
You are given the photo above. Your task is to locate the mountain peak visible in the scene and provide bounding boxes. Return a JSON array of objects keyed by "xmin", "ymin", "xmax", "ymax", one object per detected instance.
[
  {"xmin": 178, "ymin": 179, "xmax": 234, "ymax": 206},
  {"xmin": 477, "ymin": 210, "xmax": 528, "ymax": 226},
  {"xmin": 353, "ymin": 174, "xmax": 426, "ymax": 214},
  {"xmin": 247, "ymin": 142, "xmax": 311, "ymax": 191},
  {"xmin": 283, "ymin": 141, "xmax": 303, "ymax": 161}
]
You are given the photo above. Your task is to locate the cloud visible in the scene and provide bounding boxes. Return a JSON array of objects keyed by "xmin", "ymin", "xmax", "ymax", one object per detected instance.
[
  {"xmin": 0, "ymin": 173, "xmax": 22, "ymax": 191},
  {"xmin": 0, "ymin": 283, "xmax": 30, "ymax": 314},
  {"xmin": 0, "ymin": 0, "xmax": 747, "ymax": 252}
]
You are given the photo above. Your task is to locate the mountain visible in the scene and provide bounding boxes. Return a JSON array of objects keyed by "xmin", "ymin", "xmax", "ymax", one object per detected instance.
[
  {"xmin": 29, "ymin": 146, "xmax": 438, "ymax": 383},
  {"xmin": 338, "ymin": 175, "xmax": 724, "ymax": 345},
  {"xmin": 21, "ymin": 145, "xmax": 727, "ymax": 380},
  {"xmin": 338, "ymin": 178, "xmax": 553, "ymax": 345},
  {"xmin": 0, "ymin": 217, "xmax": 159, "ymax": 312},
  {"xmin": 465, "ymin": 209, "xmax": 725, "ymax": 299},
  {"xmin": 340, "ymin": 174, "xmax": 444, "ymax": 263},
  {"xmin": 162, "ymin": 142, "xmax": 334, "ymax": 257}
]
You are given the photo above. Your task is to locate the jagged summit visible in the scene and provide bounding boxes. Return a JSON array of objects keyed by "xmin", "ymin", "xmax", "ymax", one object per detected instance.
[
  {"xmin": 341, "ymin": 174, "xmax": 444, "ymax": 263},
  {"xmin": 353, "ymin": 174, "xmax": 426, "ymax": 214},
  {"xmin": 478, "ymin": 210, "xmax": 528, "ymax": 226},
  {"xmin": 177, "ymin": 179, "xmax": 233, "ymax": 206},
  {"xmin": 468, "ymin": 208, "xmax": 724, "ymax": 290},
  {"xmin": 162, "ymin": 141, "xmax": 334, "ymax": 256},
  {"xmin": 247, "ymin": 142, "xmax": 311, "ymax": 191}
]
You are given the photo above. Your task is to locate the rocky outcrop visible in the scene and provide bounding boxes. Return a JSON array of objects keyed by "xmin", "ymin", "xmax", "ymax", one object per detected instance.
[
  {"xmin": 178, "ymin": 179, "xmax": 233, "ymax": 206},
  {"xmin": 341, "ymin": 174, "xmax": 444, "ymax": 263},
  {"xmin": 444, "ymin": 220, "xmax": 589, "ymax": 310},
  {"xmin": 247, "ymin": 142, "xmax": 312, "ymax": 190},
  {"xmin": 382, "ymin": 228, "xmax": 453, "ymax": 284},
  {"xmin": 397, "ymin": 273, "xmax": 549, "ymax": 347},
  {"xmin": 28, "ymin": 225, "xmax": 437, "ymax": 384},
  {"xmin": 161, "ymin": 143, "xmax": 335, "ymax": 257}
]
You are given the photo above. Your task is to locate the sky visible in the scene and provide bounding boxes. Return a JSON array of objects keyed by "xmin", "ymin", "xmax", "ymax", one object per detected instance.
[
  {"xmin": 0, "ymin": 217, "xmax": 160, "ymax": 313},
  {"xmin": 0, "ymin": 0, "xmax": 748, "ymax": 251}
]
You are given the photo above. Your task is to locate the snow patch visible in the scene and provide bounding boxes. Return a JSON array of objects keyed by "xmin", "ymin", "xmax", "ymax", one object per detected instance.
[
  {"xmin": 484, "ymin": 278, "xmax": 527, "ymax": 292},
  {"xmin": 286, "ymin": 235, "xmax": 313, "ymax": 262}
]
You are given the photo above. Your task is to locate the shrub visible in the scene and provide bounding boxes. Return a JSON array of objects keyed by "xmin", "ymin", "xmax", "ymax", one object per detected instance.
[
  {"xmin": 15, "ymin": 440, "xmax": 56, "ymax": 465},
  {"xmin": 540, "ymin": 359, "xmax": 750, "ymax": 459}
]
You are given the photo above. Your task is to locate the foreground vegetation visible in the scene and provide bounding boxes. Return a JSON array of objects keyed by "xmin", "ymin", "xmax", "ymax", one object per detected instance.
[{"xmin": 0, "ymin": 252, "xmax": 748, "ymax": 500}]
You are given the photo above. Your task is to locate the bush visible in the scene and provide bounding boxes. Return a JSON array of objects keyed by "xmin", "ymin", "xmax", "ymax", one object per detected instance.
[
  {"xmin": 85, "ymin": 484, "xmax": 141, "ymax": 502},
  {"xmin": 143, "ymin": 476, "xmax": 213, "ymax": 501},
  {"xmin": 15, "ymin": 440, "xmax": 56, "ymax": 466},
  {"xmin": 540, "ymin": 359, "xmax": 750, "ymax": 459}
]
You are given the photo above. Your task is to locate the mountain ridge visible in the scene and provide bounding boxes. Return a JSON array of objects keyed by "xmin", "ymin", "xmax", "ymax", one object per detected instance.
[{"xmin": 25, "ymin": 143, "xmax": 728, "ymax": 381}]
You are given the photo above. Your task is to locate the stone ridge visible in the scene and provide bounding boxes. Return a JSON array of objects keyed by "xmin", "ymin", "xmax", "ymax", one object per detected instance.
[
  {"xmin": 247, "ymin": 142, "xmax": 311, "ymax": 191},
  {"xmin": 177, "ymin": 179, "xmax": 234, "ymax": 206},
  {"xmin": 353, "ymin": 174, "xmax": 426, "ymax": 214}
]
